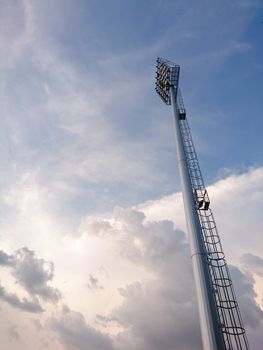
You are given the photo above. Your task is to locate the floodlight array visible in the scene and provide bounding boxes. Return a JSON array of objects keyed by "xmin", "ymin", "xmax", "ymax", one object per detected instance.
[{"xmin": 155, "ymin": 58, "xmax": 180, "ymax": 105}]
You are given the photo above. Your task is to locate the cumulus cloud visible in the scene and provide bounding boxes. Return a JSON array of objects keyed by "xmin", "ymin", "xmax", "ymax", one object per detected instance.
[
  {"xmin": 0, "ymin": 250, "xmax": 13, "ymax": 266},
  {"xmin": 0, "ymin": 168, "xmax": 261, "ymax": 348},
  {"xmin": 50, "ymin": 306, "xmax": 113, "ymax": 350},
  {"xmin": 81, "ymin": 217, "xmax": 113, "ymax": 237},
  {"xmin": 11, "ymin": 247, "xmax": 61, "ymax": 302},
  {"xmin": 85, "ymin": 206, "xmax": 263, "ymax": 350},
  {"xmin": 240, "ymin": 253, "xmax": 263, "ymax": 277},
  {"xmin": 0, "ymin": 247, "xmax": 61, "ymax": 314},
  {"xmin": 106, "ymin": 208, "xmax": 201, "ymax": 350},
  {"xmin": 0, "ymin": 284, "xmax": 43, "ymax": 313},
  {"xmin": 229, "ymin": 266, "xmax": 263, "ymax": 328},
  {"xmin": 140, "ymin": 167, "xmax": 263, "ymax": 265},
  {"xmin": 114, "ymin": 278, "xmax": 201, "ymax": 350}
]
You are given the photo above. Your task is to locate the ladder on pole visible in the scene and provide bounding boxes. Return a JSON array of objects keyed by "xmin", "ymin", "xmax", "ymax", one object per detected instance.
[{"xmin": 177, "ymin": 89, "xmax": 250, "ymax": 350}]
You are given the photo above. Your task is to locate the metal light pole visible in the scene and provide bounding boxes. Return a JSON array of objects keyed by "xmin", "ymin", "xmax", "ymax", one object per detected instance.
[
  {"xmin": 155, "ymin": 58, "xmax": 249, "ymax": 350},
  {"xmin": 170, "ymin": 85, "xmax": 224, "ymax": 350}
]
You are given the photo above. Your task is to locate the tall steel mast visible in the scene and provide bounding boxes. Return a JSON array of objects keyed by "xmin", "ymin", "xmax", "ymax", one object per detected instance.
[{"xmin": 155, "ymin": 58, "xmax": 249, "ymax": 350}]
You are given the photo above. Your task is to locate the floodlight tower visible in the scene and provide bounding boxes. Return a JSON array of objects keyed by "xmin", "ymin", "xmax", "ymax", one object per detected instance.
[{"xmin": 155, "ymin": 58, "xmax": 249, "ymax": 350}]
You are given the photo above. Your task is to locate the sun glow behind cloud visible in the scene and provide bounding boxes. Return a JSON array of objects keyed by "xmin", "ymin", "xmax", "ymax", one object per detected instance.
[{"xmin": 1, "ymin": 167, "xmax": 263, "ymax": 349}]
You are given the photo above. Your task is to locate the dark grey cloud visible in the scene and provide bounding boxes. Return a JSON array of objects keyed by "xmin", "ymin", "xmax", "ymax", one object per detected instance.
[
  {"xmin": 0, "ymin": 247, "xmax": 61, "ymax": 316},
  {"xmin": 0, "ymin": 247, "xmax": 61, "ymax": 303},
  {"xmin": 240, "ymin": 253, "xmax": 263, "ymax": 277},
  {"xmin": 0, "ymin": 284, "xmax": 43, "ymax": 313},
  {"xmin": 12, "ymin": 247, "xmax": 61, "ymax": 302},
  {"xmin": 0, "ymin": 250, "xmax": 13, "ymax": 266},
  {"xmin": 50, "ymin": 306, "xmax": 113, "ymax": 350}
]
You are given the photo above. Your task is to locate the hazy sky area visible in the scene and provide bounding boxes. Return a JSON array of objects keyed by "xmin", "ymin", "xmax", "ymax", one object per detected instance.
[{"xmin": 0, "ymin": 0, "xmax": 263, "ymax": 349}]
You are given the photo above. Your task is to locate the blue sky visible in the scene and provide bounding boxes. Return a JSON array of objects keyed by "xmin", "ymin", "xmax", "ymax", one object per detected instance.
[
  {"xmin": 2, "ymin": 0, "xmax": 263, "ymax": 214},
  {"xmin": 0, "ymin": 1, "xmax": 263, "ymax": 349}
]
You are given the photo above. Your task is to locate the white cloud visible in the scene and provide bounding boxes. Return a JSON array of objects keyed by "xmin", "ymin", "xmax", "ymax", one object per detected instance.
[
  {"xmin": 0, "ymin": 167, "xmax": 262, "ymax": 348},
  {"xmin": 82, "ymin": 202, "xmax": 262, "ymax": 349},
  {"xmin": 241, "ymin": 253, "xmax": 263, "ymax": 277},
  {"xmin": 0, "ymin": 0, "xmax": 36, "ymax": 68},
  {"xmin": 140, "ymin": 167, "xmax": 263, "ymax": 265},
  {"xmin": 78, "ymin": 168, "xmax": 263, "ymax": 349}
]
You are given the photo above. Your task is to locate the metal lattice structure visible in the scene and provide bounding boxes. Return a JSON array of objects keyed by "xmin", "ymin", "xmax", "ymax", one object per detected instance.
[{"xmin": 155, "ymin": 58, "xmax": 250, "ymax": 350}]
